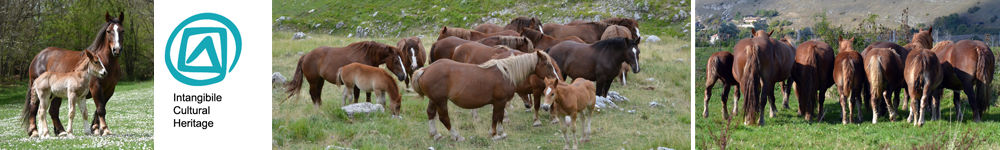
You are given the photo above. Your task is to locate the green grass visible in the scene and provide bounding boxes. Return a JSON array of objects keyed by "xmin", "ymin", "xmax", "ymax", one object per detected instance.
[
  {"xmin": 694, "ymin": 47, "xmax": 1000, "ymax": 149},
  {"xmin": 271, "ymin": 32, "xmax": 690, "ymax": 149},
  {"xmin": 0, "ymin": 81, "xmax": 154, "ymax": 149}
]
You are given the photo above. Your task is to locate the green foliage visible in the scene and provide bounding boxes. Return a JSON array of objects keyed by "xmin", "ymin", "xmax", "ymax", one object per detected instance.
[
  {"xmin": 932, "ymin": 13, "xmax": 1000, "ymax": 35},
  {"xmin": 967, "ymin": 6, "xmax": 980, "ymax": 14},
  {"xmin": 754, "ymin": 9, "xmax": 779, "ymax": 17}
]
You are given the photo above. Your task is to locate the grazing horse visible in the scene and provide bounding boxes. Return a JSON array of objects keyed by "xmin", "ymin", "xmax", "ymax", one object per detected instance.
[
  {"xmin": 474, "ymin": 16, "xmax": 542, "ymax": 34},
  {"xmin": 397, "ymin": 37, "xmax": 427, "ymax": 90},
  {"xmin": 337, "ymin": 63, "xmax": 403, "ymax": 117},
  {"xmin": 437, "ymin": 26, "xmax": 519, "ymax": 41},
  {"xmin": 477, "ymin": 35, "xmax": 535, "ymax": 53},
  {"xmin": 600, "ymin": 25, "xmax": 636, "ymax": 86},
  {"xmin": 283, "ymin": 41, "xmax": 409, "ymax": 107},
  {"xmin": 864, "ymin": 48, "xmax": 905, "ymax": 123},
  {"xmin": 541, "ymin": 78, "xmax": 597, "ymax": 150},
  {"xmin": 734, "ymin": 28, "xmax": 794, "ymax": 125},
  {"xmin": 932, "ymin": 40, "xmax": 995, "ymax": 122},
  {"xmin": 411, "ymin": 51, "xmax": 559, "ymax": 141},
  {"xmin": 542, "ymin": 22, "xmax": 612, "ymax": 44},
  {"xmin": 791, "ymin": 40, "xmax": 835, "ymax": 121},
  {"xmin": 22, "ymin": 12, "xmax": 125, "ymax": 136},
  {"xmin": 520, "ymin": 28, "xmax": 584, "ymax": 50},
  {"xmin": 30, "ymin": 51, "xmax": 107, "ymax": 137},
  {"xmin": 702, "ymin": 51, "xmax": 740, "ymax": 119},
  {"xmin": 566, "ymin": 17, "xmax": 641, "ymax": 40},
  {"xmin": 903, "ymin": 48, "xmax": 943, "ymax": 126},
  {"xmin": 546, "ymin": 37, "xmax": 641, "ymax": 97},
  {"xmin": 429, "ymin": 36, "xmax": 475, "ymax": 63},
  {"xmin": 832, "ymin": 36, "xmax": 865, "ymax": 124}
]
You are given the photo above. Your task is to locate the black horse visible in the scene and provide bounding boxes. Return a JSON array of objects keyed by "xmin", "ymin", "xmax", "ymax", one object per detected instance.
[{"xmin": 544, "ymin": 37, "xmax": 641, "ymax": 97}]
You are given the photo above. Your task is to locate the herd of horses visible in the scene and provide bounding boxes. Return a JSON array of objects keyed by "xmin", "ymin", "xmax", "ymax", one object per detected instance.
[
  {"xmin": 20, "ymin": 12, "xmax": 126, "ymax": 137},
  {"xmin": 703, "ymin": 27, "xmax": 996, "ymax": 127},
  {"xmin": 282, "ymin": 16, "xmax": 644, "ymax": 148}
]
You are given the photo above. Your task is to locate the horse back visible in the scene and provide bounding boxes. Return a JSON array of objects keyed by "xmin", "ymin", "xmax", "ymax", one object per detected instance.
[
  {"xmin": 833, "ymin": 51, "xmax": 865, "ymax": 90},
  {"xmin": 707, "ymin": 51, "xmax": 736, "ymax": 84},
  {"xmin": 430, "ymin": 37, "xmax": 474, "ymax": 62}
]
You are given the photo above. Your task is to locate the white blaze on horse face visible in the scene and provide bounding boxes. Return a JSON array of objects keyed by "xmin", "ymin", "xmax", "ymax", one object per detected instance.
[
  {"xmin": 635, "ymin": 27, "xmax": 641, "ymax": 37},
  {"xmin": 552, "ymin": 67, "xmax": 560, "ymax": 81},
  {"xmin": 410, "ymin": 48, "xmax": 418, "ymax": 68},
  {"xmin": 539, "ymin": 25, "xmax": 545, "ymax": 34},
  {"xmin": 545, "ymin": 87, "xmax": 552, "ymax": 95},
  {"xmin": 632, "ymin": 47, "xmax": 639, "ymax": 70},
  {"xmin": 112, "ymin": 25, "xmax": 120, "ymax": 49},
  {"xmin": 397, "ymin": 56, "xmax": 408, "ymax": 78}
]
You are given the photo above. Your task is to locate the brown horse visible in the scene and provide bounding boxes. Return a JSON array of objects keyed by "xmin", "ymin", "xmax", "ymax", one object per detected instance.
[
  {"xmin": 791, "ymin": 40, "xmax": 835, "ymax": 121},
  {"xmin": 734, "ymin": 28, "xmax": 794, "ymax": 125},
  {"xmin": 429, "ymin": 36, "xmax": 475, "ymax": 63},
  {"xmin": 477, "ymin": 35, "xmax": 535, "ymax": 53},
  {"xmin": 903, "ymin": 48, "xmax": 943, "ymax": 126},
  {"xmin": 31, "ymin": 50, "xmax": 107, "ymax": 137},
  {"xmin": 283, "ymin": 41, "xmax": 408, "ymax": 107},
  {"xmin": 600, "ymin": 25, "xmax": 635, "ymax": 86},
  {"xmin": 337, "ymin": 63, "xmax": 403, "ymax": 117},
  {"xmin": 861, "ymin": 27, "xmax": 934, "ymax": 108},
  {"xmin": 567, "ymin": 17, "xmax": 641, "ymax": 40},
  {"xmin": 832, "ymin": 36, "xmax": 865, "ymax": 124},
  {"xmin": 451, "ymin": 43, "xmax": 514, "ymax": 64},
  {"xmin": 542, "ymin": 22, "xmax": 612, "ymax": 44},
  {"xmin": 22, "ymin": 12, "xmax": 125, "ymax": 136},
  {"xmin": 702, "ymin": 51, "xmax": 740, "ymax": 119},
  {"xmin": 411, "ymin": 51, "xmax": 559, "ymax": 141},
  {"xmin": 474, "ymin": 16, "xmax": 542, "ymax": 34},
  {"xmin": 520, "ymin": 28, "xmax": 585, "ymax": 50},
  {"xmin": 437, "ymin": 26, "xmax": 519, "ymax": 41},
  {"xmin": 540, "ymin": 78, "xmax": 597, "ymax": 150},
  {"xmin": 864, "ymin": 48, "xmax": 905, "ymax": 123},
  {"xmin": 397, "ymin": 37, "xmax": 427, "ymax": 90},
  {"xmin": 492, "ymin": 50, "xmax": 563, "ymax": 127},
  {"xmin": 546, "ymin": 37, "xmax": 641, "ymax": 97},
  {"xmin": 932, "ymin": 39, "xmax": 995, "ymax": 122}
]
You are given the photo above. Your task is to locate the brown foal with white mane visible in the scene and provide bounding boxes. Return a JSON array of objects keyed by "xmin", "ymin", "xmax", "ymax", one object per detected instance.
[
  {"xmin": 31, "ymin": 50, "xmax": 107, "ymax": 137},
  {"xmin": 541, "ymin": 78, "xmax": 597, "ymax": 150}
]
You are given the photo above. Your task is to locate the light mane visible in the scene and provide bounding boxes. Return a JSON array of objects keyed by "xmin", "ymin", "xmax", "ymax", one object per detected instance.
[
  {"xmin": 444, "ymin": 27, "xmax": 471, "ymax": 40},
  {"xmin": 478, "ymin": 51, "xmax": 550, "ymax": 85}
]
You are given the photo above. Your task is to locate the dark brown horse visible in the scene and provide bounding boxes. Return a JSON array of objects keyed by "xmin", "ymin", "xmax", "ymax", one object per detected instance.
[
  {"xmin": 702, "ymin": 51, "xmax": 740, "ymax": 119},
  {"xmin": 734, "ymin": 28, "xmax": 794, "ymax": 125},
  {"xmin": 932, "ymin": 39, "xmax": 995, "ymax": 122},
  {"xmin": 861, "ymin": 27, "xmax": 934, "ymax": 109},
  {"xmin": 283, "ymin": 41, "xmax": 409, "ymax": 107},
  {"xmin": 397, "ymin": 37, "xmax": 426, "ymax": 90},
  {"xmin": 22, "ymin": 12, "xmax": 125, "ymax": 136},
  {"xmin": 903, "ymin": 48, "xmax": 943, "ymax": 126},
  {"xmin": 474, "ymin": 16, "xmax": 542, "ymax": 34},
  {"xmin": 520, "ymin": 28, "xmax": 584, "ymax": 50},
  {"xmin": 546, "ymin": 37, "xmax": 641, "ymax": 97},
  {"xmin": 832, "ymin": 36, "xmax": 865, "ymax": 124},
  {"xmin": 429, "ymin": 36, "xmax": 475, "ymax": 63},
  {"xmin": 477, "ymin": 35, "xmax": 535, "ymax": 53},
  {"xmin": 437, "ymin": 26, "xmax": 519, "ymax": 41},
  {"xmin": 566, "ymin": 17, "xmax": 641, "ymax": 40},
  {"xmin": 791, "ymin": 40, "xmax": 835, "ymax": 121},
  {"xmin": 411, "ymin": 51, "xmax": 559, "ymax": 141},
  {"xmin": 542, "ymin": 22, "xmax": 612, "ymax": 44},
  {"xmin": 600, "ymin": 25, "xmax": 635, "ymax": 86},
  {"xmin": 864, "ymin": 48, "xmax": 905, "ymax": 123}
]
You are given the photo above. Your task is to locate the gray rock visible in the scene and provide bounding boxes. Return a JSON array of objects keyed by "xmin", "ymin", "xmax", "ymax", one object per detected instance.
[
  {"xmin": 606, "ymin": 91, "xmax": 629, "ymax": 102},
  {"xmin": 292, "ymin": 32, "xmax": 306, "ymax": 40},
  {"xmin": 272, "ymin": 72, "xmax": 287, "ymax": 85},
  {"xmin": 595, "ymin": 96, "xmax": 619, "ymax": 111},
  {"xmin": 649, "ymin": 102, "xmax": 665, "ymax": 107},
  {"xmin": 336, "ymin": 21, "xmax": 345, "ymax": 29},
  {"xmin": 341, "ymin": 102, "xmax": 385, "ymax": 118},
  {"xmin": 646, "ymin": 35, "xmax": 661, "ymax": 43}
]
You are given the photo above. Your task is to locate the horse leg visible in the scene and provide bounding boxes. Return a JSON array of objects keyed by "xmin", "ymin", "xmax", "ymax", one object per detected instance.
[
  {"xmin": 768, "ymin": 83, "xmax": 779, "ymax": 118},
  {"xmin": 932, "ymin": 89, "xmax": 942, "ymax": 120},
  {"xmin": 559, "ymin": 115, "xmax": 571, "ymax": 150},
  {"xmin": 377, "ymin": 91, "xmax": 386, "ymax": 106},
  {"xmin": 491, "ymin": 102, "xmax": 508, "ymax": 140},
  {"xmin": 36, "ymin": 91, "xmax": 50, "ymax": 138},
  {"xmin": 583, "ymin": 106, "xmax": 594, "ymax": 142},
  {"xmin": 569, "ymin": 113, "xmax": 579, "ymax": 150},
  {"xmin": 720, "ymin": 84, "xmax": 733, "ymax": 120},
  {"xmin": 533, "ymin": 89, "xmax": 543, "ymax": 126},
  {"xmin": 91, "ymin": 87, "xmax": 113, "ymax": 136},
  {"xmin": 702, "ymin": 78, "xmax": 716, "ymax": 118},
  {"xmin": 25, "ymin": 89, "xmax": 39, "ymax": 137},
  {"xmin": 49, "ymin": 97, "xmax": 66, "ymax": 135},
  {"xmin": 732, "ymin": 84, "xmax": 741, "ymax": 115},
  {"xmin": 761, "ymin": 82, "xmax": 775, "ymax": 125},
  {"xmin": 906, "ymin": 85, "xmax": 917, "ymax": 123},
  {"xmin": 77, "ymin": 97, "xmax": 92, "ymax": 135},
  {"xmin": 839, "ymin": 89, "xmax": 849, "ymax": 124},
  {"xmin": 426, "ymin": 101, "xmax": 443, "ymax": 140},
  {"xmin": 973, "ymin": 82, "xmax": 988, "ymax": 122},
  {"xmin": 62, "ymin": 94, "xmax": 77, "ymax": 137},
  {"xmin": 781, "ymin": 80, "xmax": 792, "ymax": 109},
  {"xmin": 952, "ymin": 91, "xmax": 963, "ymax": 121},
  {"xmin": 341, "ymin": 85, "xmax": 352, "ymax": 106},
  {"xmin": 817, "ymin": 88, "xmax": 828, "ymax": 121},
  {"xmin": 352, "ymin": 86, "xmax": 361, "ymax": 103},
  {"xmin": 882, "ymin": 90, "xmax": 898, "ymax": 121},
  {"xmin": 436, "ymin": 101, "xmax": 463, "ymax": 141},
  {"xmin": 308, "ymin": 80, "xmax": 324, "ymax": 108},
  {"xmin": 918, "ymin": 87, "xmax": 932, "ymax": 126},
  {"xmin": 365, "ymin": 92, "xmax": 372, "ymax": 103}
]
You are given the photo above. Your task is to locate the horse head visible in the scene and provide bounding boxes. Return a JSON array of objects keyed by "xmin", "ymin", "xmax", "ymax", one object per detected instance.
[
  {"xmin": 540, "ymin": 77, "xmax": 561, "ymax": 111},
  {"xmin": 838, "ymin": 36, "xmax": 856, "ymax": 52},
  {"xmin": 104, "ymin": 12, "xmax": 125, "ymax": 57},
  {"xmin": 533, "ymin": 51, "xmax": 561, "ymax": 81},
  {"xmin": 84, "ymin": 50, "xmax": 107, "ymax": 78},
  {"xmin": 383, "ymin": 46, "xmax": 409, "ymax": 82},
  {"xmin": 626, "ymin": 37, "xmax": 642, "ymax": 73}
]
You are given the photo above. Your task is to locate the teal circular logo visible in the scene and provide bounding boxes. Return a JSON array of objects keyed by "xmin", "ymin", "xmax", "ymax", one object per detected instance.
[{"xmin": 165, "ymin": 13, "xmax": 242, "ymax": 86}]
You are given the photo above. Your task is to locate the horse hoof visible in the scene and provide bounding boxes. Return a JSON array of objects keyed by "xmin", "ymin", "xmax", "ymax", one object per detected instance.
[
  {"xmin": 491, "ymin": 133, "xmax": 507, "ymax": 140},
  {"xmin": 563, "ymin": 145, "xmax": 571, "ymax": 150},
  {"xmin": 431, "ymin": 133, "xmax": 444, "ymax": 140},
  {"xmin": 29, "ymin": 131, "xmax": 39, "ymax": 138},
  {"xmin": 102, "ymin": 130, "xmax": 114, "ymax": 136},
  {"xmin": 533, "ymin": 121, "xmax": 542, "ymax": 127},
  {"xmin": 452, "ymin": 136, "xmax": 466, "ymax": 142},
  {"xmin": 57, "ymin": 132, "xmax": 69, "ymax": 137}
]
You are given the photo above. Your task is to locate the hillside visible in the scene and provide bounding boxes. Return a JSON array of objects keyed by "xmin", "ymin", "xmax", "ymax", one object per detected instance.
[{"xmin": 697, "ymin": 0, "xmax": 999, "ymax": 30}]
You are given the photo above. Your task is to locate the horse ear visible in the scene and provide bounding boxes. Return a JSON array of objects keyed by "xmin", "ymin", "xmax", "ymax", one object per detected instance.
[
  {"xmin": 750, "ymin": 28, "xmax": 757, "ymax": 36},
  {"xmin": 105, "ymin": 12, "xmax": 112, "ymax": 22},
  {"xmin": 767, "ymin": 30, "xmax": 774, "ymax": 37},
  {"xmin": 927, "ymin": 27, "xmax": 932, "ymax": 33},
  {"xmin": 84, "ymin": 50, "xmax": 95, "ymax": 60},
  {"xmin": 839, "ymin": 35, "xmax": 843, "ymax": 41},
  {"xmin": 850, "ymin": 36, "xmax": 855, "ymax": 41},
  {"xmin": 119, "ymin": 12, "xmax": 125, "ymax": 23}
]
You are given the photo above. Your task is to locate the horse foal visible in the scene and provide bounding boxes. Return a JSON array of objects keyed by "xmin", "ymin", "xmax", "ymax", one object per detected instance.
[
  {"xmin": 31, "ymin": 50, "xmax": 106, "ymax": 137},
  {"xmin": 541, "ymin": 78, "xmax": 597, "ymax": 150},
  {"xmin": 337, "ymin": 63, "xmax": 403, "ymax": 117}
]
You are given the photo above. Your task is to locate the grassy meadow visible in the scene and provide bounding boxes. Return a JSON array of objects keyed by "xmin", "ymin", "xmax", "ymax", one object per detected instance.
[
  {"xmin": 694, "ymin": 47, "xmax": 1000, "ymax": 149},
  {"xmin": 0, "ymin": 81, "xmax": 154, "ymax": 149},
  {"xmin": 271, "ymin": 32, "xmax": 690, "ymax": 149}
]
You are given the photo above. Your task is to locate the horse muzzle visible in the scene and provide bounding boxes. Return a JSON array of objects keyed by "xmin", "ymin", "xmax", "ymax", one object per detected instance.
[
  {"xmin": 112, "ymin": 47, "xmax": 121, "ymax": 56},
  {"xmin": 524, "ymin": 103, "xmax": 531, "ymax": 109},
  {"xmin": 541, "ymin": 104, "xmax": 551, "ymax": 111}
]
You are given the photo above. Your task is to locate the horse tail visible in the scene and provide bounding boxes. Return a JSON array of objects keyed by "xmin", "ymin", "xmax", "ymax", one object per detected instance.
[
  {"xmin": 866, "ymin": 55, "xmax": 884, "ymax": 94},
  {"xmin": 411, "ymin": 68, "xmax": 426, "ymax": 98},
  {"xmin": 840, "ymin": 58, "xmax": 856, "ymax": 95},
  {"xmin": 21, "ymin": 81, "xmax": 35, "ymax": 134},
  {"xmin": 282, "ymin": 56, "xmax": 307, "ymax": 104},
  {"xmin": 705, "ymin": 54, "xmax": 721, "ymax": 86},
  {"xmin": 975, "ymin": 47, "xmax": 994, "ymax": 84},
  {"xmin": 740, "ymin": 44, "xmax": 761, "ymax": 118},
  {"xmin": 429, "ymin": 43, "xmax": 438, "ymax": 62}
]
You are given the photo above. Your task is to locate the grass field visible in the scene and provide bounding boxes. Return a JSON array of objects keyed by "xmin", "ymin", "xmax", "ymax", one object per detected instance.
[
  {"xmin": 694, "ymin": 47, "xmax": 1000, "ymax": 149},
  {"xmin": 271, "ymin": 32, "xmax": 690, "ymax": 149},
  {"xmin": 0, "ymin": 81, "xmax": 154, "ymax": 149}
]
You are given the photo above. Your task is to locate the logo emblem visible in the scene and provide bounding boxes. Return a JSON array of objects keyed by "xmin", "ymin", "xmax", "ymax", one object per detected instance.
[{"xmin": 165, "ymin": 13, "xmax": 242, "ymax": 86}]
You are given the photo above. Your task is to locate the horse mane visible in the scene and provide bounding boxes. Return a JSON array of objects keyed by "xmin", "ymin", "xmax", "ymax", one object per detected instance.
[
  {"xmin": 86, "ymin": 20, "xmax": 119, "ymax": 52},
  {"xmin": 348, "ymin": 41, "xmax": 396, "ymax": 63},
  {"xmin": 590, "ymin": 37, "xmax": 632, "ymax": 53},
  {"xmin": 521, "ymin": 28, "xmax": 550, "ymax": 41},
  {"xmin": 931, "ymin": 41, "xmax": 954, "ymax": 52},
  {"xmin": 600, "ymin": 25, "xmax": 632, "ymax": 40},
  {"xmin": 441, "ymin": 27, "xmax": 472, "ymax": 40},
  {"xmin": 479, "ymin": 36, "xmax": 534, "ymax": 51},
  {"xmin": 582, "ymin": 22, "xmax": 611, "ymax": 32},
  {"xmin": 602, "ymin": 17, "xmax": 637, "ymax": 28},
  {"xmin": 478, "ymin": 51, "xmax": 549, "ymax": 85},
  {"xmin": 507, "ymin": 17, "xmax": 534, "ymax": 31},
  {"xmin": 908, "ymin": 30, "xmax": 934, "ymax": 50}
]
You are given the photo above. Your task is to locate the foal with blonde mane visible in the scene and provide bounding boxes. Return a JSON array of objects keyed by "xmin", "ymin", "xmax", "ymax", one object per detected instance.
[
  {"xmin": 541, "ymin": 78, "xmax": 597, "ymax": 150},
  {"xmin": 31, "ymin": 50, "xmax": 107, "ymax": 137}
]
